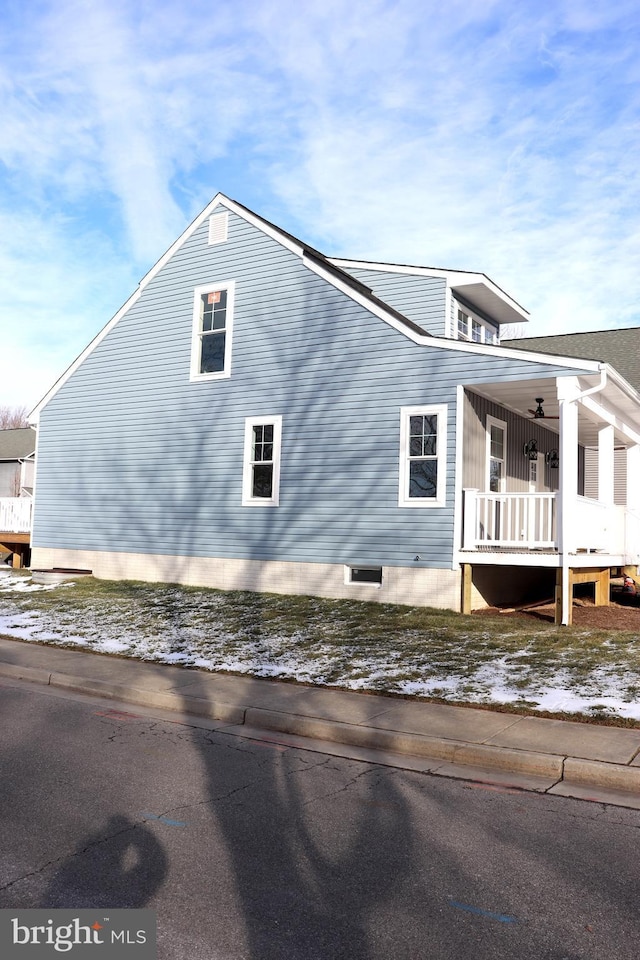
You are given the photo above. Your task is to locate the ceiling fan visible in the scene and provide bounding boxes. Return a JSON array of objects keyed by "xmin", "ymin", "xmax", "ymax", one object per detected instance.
[{"xmin": 527, "ymin": 397, "xmax": 559, "ymax": 419}]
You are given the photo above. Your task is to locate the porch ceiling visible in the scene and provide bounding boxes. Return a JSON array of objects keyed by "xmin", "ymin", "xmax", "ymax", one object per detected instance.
[{"xmin": 469, "ymin": 374, "xmax": 640, "ymax": 448}]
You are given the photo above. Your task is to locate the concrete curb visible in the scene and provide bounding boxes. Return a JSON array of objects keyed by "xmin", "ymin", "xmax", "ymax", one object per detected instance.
[
  {"xmin": 0, "ymin": 664, "xmax": 245, "ymax": 726},
  {"xmin": 2, "ymin": 660, "xmax": 640, "ymax": 801},
  {"xmin": 244, "ymin": 707, "xmax": 564, "ymax": 779},
  {"xmin": 50, "ymin": 674, "xmax": 247, "ymax": 725},
  {"xmin": 0, "ymin": 662, "xmax": 52, "ymax": 685},
  {"xmin": 563, "ymin": 757, "xmax": 640, "ymax": 793}
]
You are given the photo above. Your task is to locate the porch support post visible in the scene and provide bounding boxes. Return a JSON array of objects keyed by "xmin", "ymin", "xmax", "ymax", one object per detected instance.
[
  {"xmin": 598, "ymin": 425, "xmax": 615, "ymax": 505},
  {"xmin": 463, "ymin": 489, "xmax": 478, "ymax": 550},
  {"xmin": 557, "ymin": 377, "xmax": 580, "ymax": 625},
  {"xmin": 627, "ymin": 445, "xmax": 640, "ymax": 514},
  {"xmin": 461, "ymin": 563, "xmax": 472, "ymax": 615}
]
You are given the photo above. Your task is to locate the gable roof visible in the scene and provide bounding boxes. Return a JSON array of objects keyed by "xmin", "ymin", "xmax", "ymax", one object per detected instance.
[
  {"xmin": 29, "ymin": 194, "xmax": 608, "ymax": 423},
  {"xmin": 0, "ymin": 427, "xmax": 36, "ymax": 461},
  {"xmin": 502, "ymin": 328, "xmax": 640, "ymax": 393}
]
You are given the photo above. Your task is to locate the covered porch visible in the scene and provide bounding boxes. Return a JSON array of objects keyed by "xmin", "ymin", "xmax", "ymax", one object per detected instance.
[{"xmin": 458, "ymin": 368, "xmax": 640, "ymax": 624}]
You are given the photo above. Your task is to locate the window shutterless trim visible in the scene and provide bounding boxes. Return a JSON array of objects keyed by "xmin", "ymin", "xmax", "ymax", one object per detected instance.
[
  {"xmin": 242, "ymin": 415, "xmax": 283, "ymax": 506},
  {"xmin": 190, "ymin": 280, "xmax": 235, "ymax": 381},
  {"xmin": 398, "ymin": 404, "xmax": 447, "ymax": 507}
]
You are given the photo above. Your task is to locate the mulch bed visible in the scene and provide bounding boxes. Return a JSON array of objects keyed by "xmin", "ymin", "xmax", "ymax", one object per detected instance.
[{"xmin": 477, "ymin": 593, "xmax": 640, "ymax": 628}]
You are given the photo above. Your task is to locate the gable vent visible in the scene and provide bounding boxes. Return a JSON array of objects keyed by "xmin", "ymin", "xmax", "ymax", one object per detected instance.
[{"xmin": 208, "ymin": 212, "xmax": 228, "ymax": 245}]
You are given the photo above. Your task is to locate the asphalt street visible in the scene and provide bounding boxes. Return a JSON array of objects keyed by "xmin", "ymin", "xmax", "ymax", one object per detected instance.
[{"xmin": 1, "ymin": 676, "xmax": 639, "ymax": 960}]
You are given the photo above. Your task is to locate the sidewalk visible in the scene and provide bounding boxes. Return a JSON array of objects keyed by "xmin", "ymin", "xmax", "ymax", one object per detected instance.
[{"xmin": 1, "ymin": 635, "xmax": 640, "ymax": 809}]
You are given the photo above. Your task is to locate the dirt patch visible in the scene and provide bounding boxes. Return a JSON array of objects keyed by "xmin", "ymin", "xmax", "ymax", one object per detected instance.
[{"xmin": 477, "ymin": 592, "xmax": 640, "ymax": 628}]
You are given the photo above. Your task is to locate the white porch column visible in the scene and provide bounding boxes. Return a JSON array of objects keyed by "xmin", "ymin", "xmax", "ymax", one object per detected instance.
[
  {"xmin": 557, "ymin": 377, "xmax": 580, "ymax": 625},
  {"xmin": 598, "ymin": 425, "xmax": 615, "ymax": 505},
  {"xmin": 627, "ymin": 445, "xmax": 640, "ymax": 514}
]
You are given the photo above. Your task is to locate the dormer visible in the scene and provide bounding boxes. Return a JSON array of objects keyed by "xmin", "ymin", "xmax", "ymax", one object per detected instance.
[{"xmin": 329, "ymin": 259, "xmax": 529, "ymax": 342}]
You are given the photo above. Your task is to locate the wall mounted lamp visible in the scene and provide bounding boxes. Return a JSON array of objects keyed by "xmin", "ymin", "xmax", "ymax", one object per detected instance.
[
  {"xmin": 546, "ymin": 449, "xmax": 559, "ymax": 469},
  {"xmin": 523, "ymin": 439, "xmax": 539, "ymax": 460}
]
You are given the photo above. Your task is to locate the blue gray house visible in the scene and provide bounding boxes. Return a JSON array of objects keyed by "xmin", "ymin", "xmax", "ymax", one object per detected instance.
[{"xmin": 29, "ymin": 195, "xmax": 640, "ymax": 624}]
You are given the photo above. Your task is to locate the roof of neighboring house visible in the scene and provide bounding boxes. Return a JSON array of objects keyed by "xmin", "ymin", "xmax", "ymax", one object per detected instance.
[
  {"xmin": 0, "ymin": 427, "xmax": 36, "ymax": 462},
  {"xmin": 502, "ymin": 327, "xmax": 640, "ymax": 393}
]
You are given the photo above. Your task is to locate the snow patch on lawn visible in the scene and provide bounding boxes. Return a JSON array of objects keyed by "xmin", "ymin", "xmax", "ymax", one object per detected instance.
[{"xmin": 1, "ymin": 575, "xmax": 640, "ymax": 722}]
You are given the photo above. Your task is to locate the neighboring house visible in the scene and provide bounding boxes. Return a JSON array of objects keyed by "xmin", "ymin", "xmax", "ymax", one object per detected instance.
[
  {"xmin": 0, "ymin": 427, "xmax": 36, "ymax": 567},
  {"xmin": 0, "ymin": 427, "xmax": 36, "ymax": 497},
  {"xmin": 28, "ymin": 195, "xmax": 640, "ymax": 624}
]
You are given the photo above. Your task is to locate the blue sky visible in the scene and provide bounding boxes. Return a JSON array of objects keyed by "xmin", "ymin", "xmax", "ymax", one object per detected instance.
[{"xmin": 1, "ymin": 0, "xmax": 639, "ymax": 410}]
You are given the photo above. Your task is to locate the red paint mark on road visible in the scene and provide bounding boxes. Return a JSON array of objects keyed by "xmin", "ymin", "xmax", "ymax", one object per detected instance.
[{"xmin": 94, "ymin": 709, "xmax": 142, "ymax": 722}]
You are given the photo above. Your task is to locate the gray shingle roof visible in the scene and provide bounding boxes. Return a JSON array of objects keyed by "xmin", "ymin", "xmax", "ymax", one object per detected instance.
[
  {"xmin": 0, "ymin": 427, "xmax": 36, "ymax": 461},
  {"xmin": 502, "ymin": 328, "xmax": 640, "ymax": 393}
]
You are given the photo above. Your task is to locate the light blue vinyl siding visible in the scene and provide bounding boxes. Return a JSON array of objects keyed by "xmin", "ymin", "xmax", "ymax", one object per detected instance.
[
  {"xmin": 33, "ymin": 210, "xmax": 592, "ymax": 571},
  {"xmin": 336, "ymin": 266, "xmax": 447, "ymax": 335}
]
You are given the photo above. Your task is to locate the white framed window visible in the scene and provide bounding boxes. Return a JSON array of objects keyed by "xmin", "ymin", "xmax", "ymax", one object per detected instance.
[
  {"xmin": 486, "ymin": 415, "xmax": 507, "ymax": 493},
  {"xmin": 455, "ymin": 300, "xmax": 499, "ymax": 344},
  {"xmin": 399, "ymin": 405, "xmax": 447, "ymax": 507},
  {"xmin": 242, "ymin": 416, "xmax": 282, "ymax": 506},
  {"xmin": 457, "ymin": 309, "xmax": 469, "ymax": 340},
  {"xmin": 208, "ymin": 212, "xmax": 228, "ymax": 245},
  {"xmin": 190, "ymin": 280, "xmax": 235, "ymax": 381}
]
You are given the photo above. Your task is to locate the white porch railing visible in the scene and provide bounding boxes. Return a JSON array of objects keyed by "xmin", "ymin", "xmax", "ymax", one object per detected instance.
[
  {"xmin": 463, "ymin": 489, "xmax": 640, "ymax": 558},
  {"xmin": 0, "ymin": 497, "xmax": 33, "ymax": 533},
  {"xmin": 573, "ymin": 496, "xmax": 624, "ymax": 554},
  {"xmin": 463, "ymin": 490, "xmax": 556, "ymax": 549},
  {"xmin": 625, "ymin": 509, "xmax": 640, "ymax": 560}
]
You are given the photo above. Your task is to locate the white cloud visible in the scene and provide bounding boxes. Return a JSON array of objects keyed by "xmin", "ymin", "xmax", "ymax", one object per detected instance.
[{"xmin": 0, "ymin": 0, "xmax": 639, "ymax": 408}]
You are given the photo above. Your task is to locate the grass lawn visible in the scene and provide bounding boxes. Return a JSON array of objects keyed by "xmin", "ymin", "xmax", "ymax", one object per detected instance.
[{"xmin": 1, "ymin": 572, "xmax": 640, "ymax": 724}]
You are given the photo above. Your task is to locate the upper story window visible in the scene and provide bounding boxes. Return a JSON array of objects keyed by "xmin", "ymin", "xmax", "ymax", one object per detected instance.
[
  {"xmin": 190, "ymin": 281, "xmax": 235, "ymax": 381},
  {"xmin": 242, "ymin": 416, "xmax": 282, "ymax": 506},
  {"xmin": 455, "ymin": 301, "xmax": 499, "ymax": 344},
  {"xmin": 398, "ymin": 405, "xmax": 447, "ymax": 507}
]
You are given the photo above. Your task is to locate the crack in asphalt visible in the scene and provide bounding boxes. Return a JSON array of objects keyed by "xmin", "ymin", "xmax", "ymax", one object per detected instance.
[{"xmin": 0, "ymin": 820, "xmax": 142, "ymax": 894}]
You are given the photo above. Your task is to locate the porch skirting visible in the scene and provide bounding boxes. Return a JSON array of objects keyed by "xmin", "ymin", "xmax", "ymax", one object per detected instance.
[{"xmin": 30, "ymin": 547, "xmax": 462, "ymax": 610}]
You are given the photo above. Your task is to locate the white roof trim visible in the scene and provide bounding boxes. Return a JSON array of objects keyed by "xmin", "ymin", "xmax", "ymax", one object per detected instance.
[
  {"xmin": 329, "ymin": 257, "xmax": 530, "ymax": 324},
  {"xmin": 30, "ymin": 195, "xmax": 605, "ymax": 422}
]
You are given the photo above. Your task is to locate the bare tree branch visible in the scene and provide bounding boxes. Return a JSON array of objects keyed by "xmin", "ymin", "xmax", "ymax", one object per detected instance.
[{"xmin": 0, "ymin": 406, "xmax": 29, "ymax": 429}]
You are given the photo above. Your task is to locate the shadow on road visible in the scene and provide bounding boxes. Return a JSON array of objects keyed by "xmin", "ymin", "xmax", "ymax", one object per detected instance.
[{"xmin": 41, "ymin": 814, "xmax": 168, "ymax": 909}]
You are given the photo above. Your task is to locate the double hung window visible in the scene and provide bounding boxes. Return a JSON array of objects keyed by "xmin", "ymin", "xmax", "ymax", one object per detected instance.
[
  {"xmin": 190, "ymin": 281, "xmax": 234, "ymax": 380},
  {"xmin": 398, "ymin": 405, "xmax": 447, "ymax": 507},
  {"xmin": 486, "ymin": 416, "xmax": 507, "ymax": 493},
  {"xmin": 242, "ymin": 416, "xmax": 282, "ymax": 506}
]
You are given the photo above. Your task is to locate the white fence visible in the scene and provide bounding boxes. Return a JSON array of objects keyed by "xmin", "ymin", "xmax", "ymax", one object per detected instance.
[{"xmin": 0, "ymin": 497, "xmax": 33, "ymax": 533}]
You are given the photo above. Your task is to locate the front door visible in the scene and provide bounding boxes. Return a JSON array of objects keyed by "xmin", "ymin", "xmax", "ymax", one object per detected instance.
[{"xmin": 528, "ymin": 456, "xmax": 543, "ymax": 493}]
